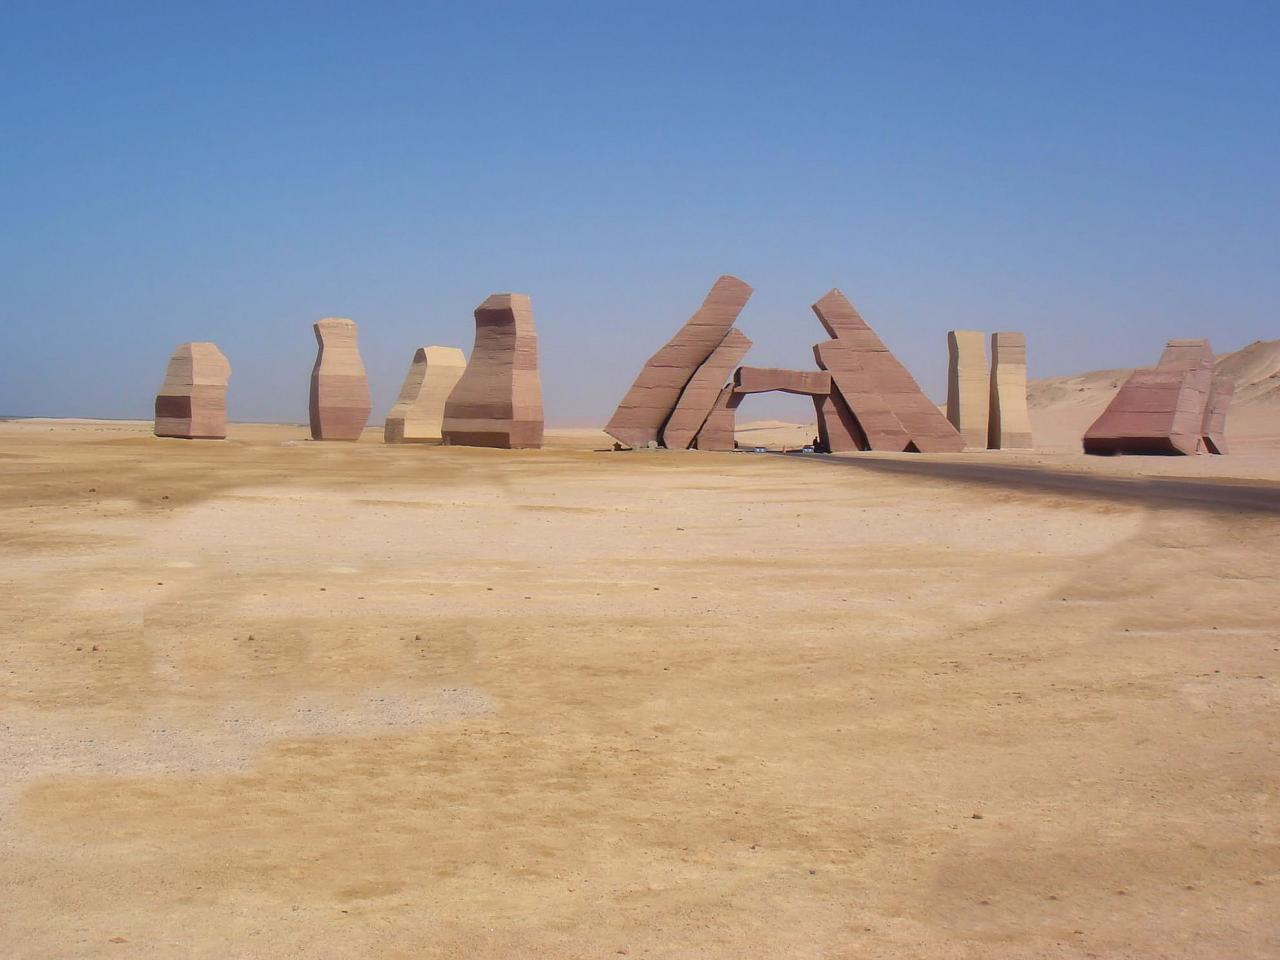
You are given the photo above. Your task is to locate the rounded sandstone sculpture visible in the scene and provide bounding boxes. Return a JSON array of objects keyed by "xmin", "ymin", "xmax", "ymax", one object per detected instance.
[
  {"xmin": 309, "ymin": 317, "xmax": 372, "ymax": 441},
  {"xmin": 154, "ymin": 342, "xmax": 231, "ymax": 440},
  {"xmin": 384, "ymin": 346, "xmax": 467, "ymax": 443},
  {"xmin": 441, "ymin": 294, "xmax": 544, "ymax": 449}
]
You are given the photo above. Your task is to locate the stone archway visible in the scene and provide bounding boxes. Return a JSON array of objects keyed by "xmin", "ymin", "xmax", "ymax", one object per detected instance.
[{"xmin": 694, "ymin": 367, "xmax": 865, "ymax": 452}]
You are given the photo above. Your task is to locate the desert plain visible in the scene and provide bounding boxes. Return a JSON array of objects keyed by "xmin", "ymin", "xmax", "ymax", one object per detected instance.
[{"xmin": 2, "ymin": 347, "xmax": 1279, "ymax": 959}]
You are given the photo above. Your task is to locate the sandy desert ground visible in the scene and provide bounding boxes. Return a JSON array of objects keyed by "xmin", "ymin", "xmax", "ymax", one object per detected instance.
[{"xmin": 1, "ymin": 411, "xmax": 1278, "ymax": 959}]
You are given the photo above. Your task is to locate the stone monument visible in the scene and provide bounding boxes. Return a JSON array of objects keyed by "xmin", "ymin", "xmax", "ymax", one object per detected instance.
[
  {"xmin": 946, "ymin": 330, "xmax": 989, "ymax": 449},
  {"xmin": 1083, "ymin": 338, "xmax": 1231, "ymax": 455},
  {"xmin": 154, "ymin": 342, "xmax": 231, "ymax": 440},
  {"xmin": 988, "ymin": 332, "xmax": 1033, "ymax": 449},
  {"xmin": 309, "ymin": 317, "xmax": 372, "ymax": 441},
  {"xmin": 441, "ymin": 293, "xmax": 544, "ymax": 449},
  {"xmin": 384, "ymin": 346, "xmax": 467, "ymax": 443}
]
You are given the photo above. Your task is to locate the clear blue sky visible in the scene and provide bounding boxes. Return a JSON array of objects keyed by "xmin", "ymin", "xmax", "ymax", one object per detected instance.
[{"xmin": 2, "ymin": 1, "xmax": 1277, "ymax": 424}]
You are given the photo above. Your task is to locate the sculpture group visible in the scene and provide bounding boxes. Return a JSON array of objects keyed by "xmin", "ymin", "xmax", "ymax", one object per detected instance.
[
  {"xmin": 604, "ymin": 277, "xmax": 1022, "ymax": 453},
  {"xmin": 150, "ymin": 275, "xmax": 1233, "ymax": 459},
  {"xmin": 152, "ymin": 293, "xmax": 544, "ymax": 448}
]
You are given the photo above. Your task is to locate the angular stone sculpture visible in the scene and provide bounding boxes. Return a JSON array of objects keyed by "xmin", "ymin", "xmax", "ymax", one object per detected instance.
[
  {"xmin": 693, "ymin": 386, "xmax": 738, "ymax": 452},
  {"xmin": 812, "ymin": 392, "xmax": 865, "ymax": 453},
  {"xmin": 946, "ymin": 330, "xmax": 989, "ymax": 449},
  {"xmin": 309, "ymin": 318, "xmax": 372, "ymax": 441},
  {"xmin": 1083, "ymin": 338, "xmax": 1229, "ymax": 455},
  {"xmin": 441, "ymin": 293, "xmax": 543, "ymax": 449},
  {"xmin": 605, "ymin": 276, "xmax": 754, "ymax": 448},
  {"xmin": 1201, "ymin": 377, "xmax": 1234, "ymax": 455},
  {"xmin": 384, "ymin": 346, "xmax": 467, "ymax": 443},
  {"xmin": 811, "ymin": 291, "xmax": 965, "ymax": 453},
  {"xmin": 661, "ymin": 329, "xmax": 753, "ymax": 450},
  {"xmin": 988, "ymin": 332, "xmax": 1033, "ymax": 449},
  {"xmin": 154, "ymin": 342, "xmax": 231, "ymax": 440}
]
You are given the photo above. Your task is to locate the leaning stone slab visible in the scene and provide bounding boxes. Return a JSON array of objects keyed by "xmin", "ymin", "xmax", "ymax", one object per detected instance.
[
  {"xmin": 811, "ymin": 290, "xmax": 964, "ymax": 453},
  {"xmin": 605, "ymin": 275, "xmax": 753, "ymax": 448},
  {"xmin": 661, "ymin": 328, "xmax": 753, "ymax": 450}
]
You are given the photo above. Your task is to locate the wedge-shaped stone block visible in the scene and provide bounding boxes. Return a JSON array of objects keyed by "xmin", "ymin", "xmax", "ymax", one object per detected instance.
[
  {"xmin": 811, "ymin": 290, "xmax": 964, "ymax": 453},
  {"xmin": 442, "ymin": 293, "xmax": 544, "ymax": 449},
  {"xmin": 988, "ymin": 332, "xmax": 1032, "ymax": 449},
  {"xmin": 946, "ymin": 330, "xmax": 989, "ymax": 449},
  {"xmin": 154, "ymin": 342, "xmax": 230, "ymax": 440},
  {"xmin": 605, "ymin": 276, "xmax": 753, "ymax": 448},
  {"xmin": 309, "ymin": 318, "xmax": 371, "ymax": 441},
  {"xmin": 662, "ymin": 328, "xmax": 753, "ymax": 450},
  {"xmin": 385, "ymin": 346, "xmax": 467, "ymax": 443},
  {"xmin": 1084, "ymin": 338, "xmax": 1226, "ymax": 455}
]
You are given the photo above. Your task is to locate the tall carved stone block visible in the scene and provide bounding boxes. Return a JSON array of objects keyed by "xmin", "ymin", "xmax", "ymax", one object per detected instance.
[
  {"xmin": 946, "ymin": 330, "xmax": 989, "ymax": 449},
  {"xmin": 154, "ymin": 342, "xmax": 231, "ymax": 440},
  {"xmin": 661, "ymin": 329, "xmax": 753, "ymax": 450},
  {"xmin": 1084, "ymin": 338, "xmax": 1227, "ymax": 455},
  {"xmin": 605, "ymin": 276, "xmax": 753, "ymax": 448},
  {"xmin": 988, "ymin": 332, "xmax": 1033, "ymax": 449},
  {"xmin": 384, "ymin": 346, "xmax": 467, "ymax": 443},
  {"xmin": 441, "ymin": 293, "xmax": 544, "ymax": 449},
  {"xmin": 309, "ymin": 318, "xmax": 372, "ymax": 441}
]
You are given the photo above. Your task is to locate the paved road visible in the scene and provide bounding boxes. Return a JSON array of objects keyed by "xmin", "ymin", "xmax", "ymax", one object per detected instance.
[{"xmin": 778, "ymin": 452, "xmax": 1280, "ymax": 515}]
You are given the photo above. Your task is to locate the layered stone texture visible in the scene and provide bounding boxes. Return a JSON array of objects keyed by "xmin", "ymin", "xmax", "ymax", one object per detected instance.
[
  {"xmin": 732, "ymin": 367, "xmax": 831, "ymax": 396},
  {"xmin": 154, "ymin": 342, "xmax": 231, "ymax": 440},
  {"xmin": 442, "ymin": 293, "xmax": 544, "ymax": 449},
  {"xmin": 811, "ymin": 291, "xmax": 964, "ymax": 453},
  {"xmin": 661, "ymin": 328, "xmax": 753, "ymax": 450},
  {"xmin": 309, "ymin": 318, "xmax": 372, "ymax": 441},
  {"xmin": 693, "ymin": 386, "xmax": 738, "ymax": 452},
  {"xmin": 988, "ymin": 332, "xmax": 1033, "ymax": 449},
  {"xmin": 1084, "ymin": 338, "xmax": 1231, "ymax": 455},
  {"xmin": 605, "ymin": 276, "xmax": 753, "ymax": 448},
  {"xmin": 946, "ymin": 330, "xmax": 989, "ymax": 449},
  {"xmin": 812, "ymin": 392, "xmax": 864, "ymax": 453},
  {"xmin": 384, "ymin": 346, "xmax": 467, "ymax": 443}
]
